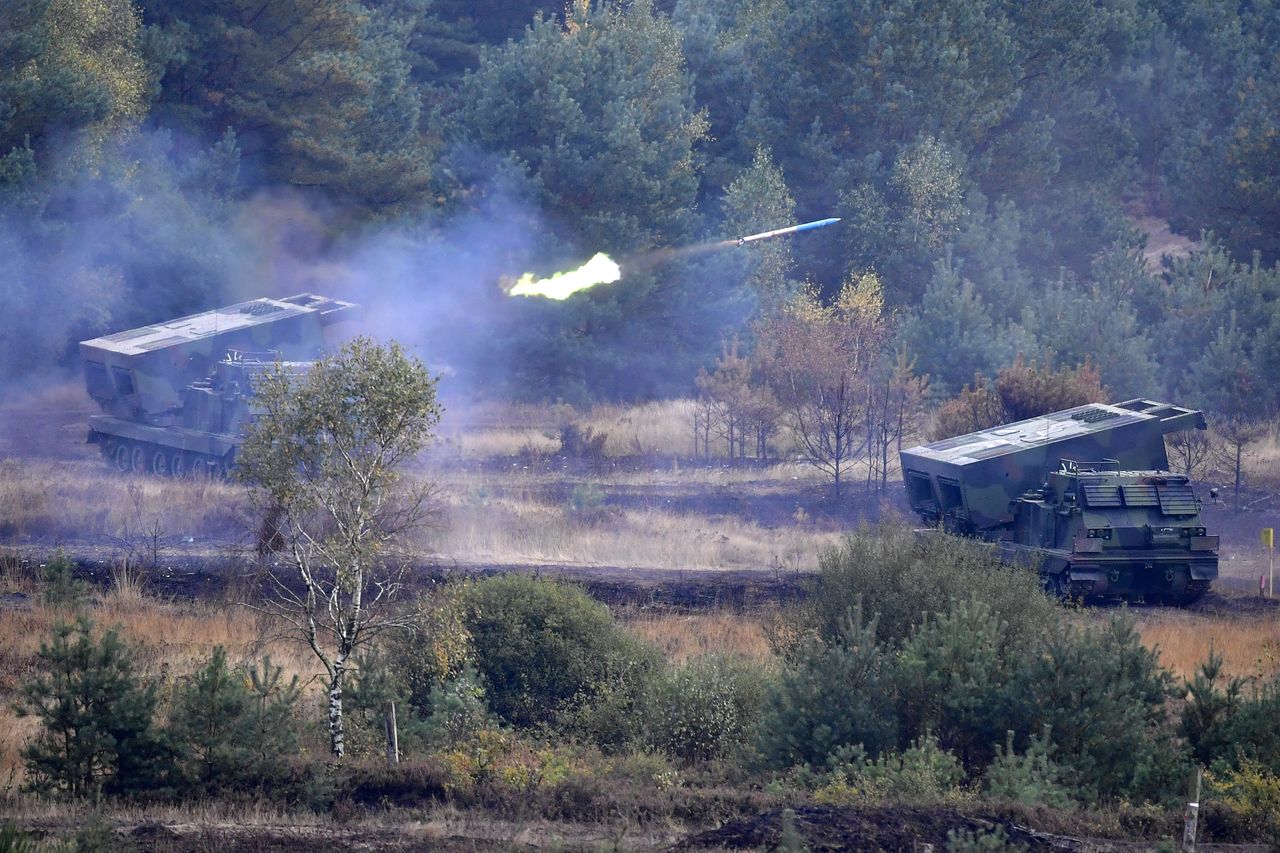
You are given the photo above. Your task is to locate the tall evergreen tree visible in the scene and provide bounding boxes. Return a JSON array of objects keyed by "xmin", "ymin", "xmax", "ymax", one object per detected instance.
[
  {"xmin": 143, "ymin": 0, "xmax": 434, "ymax": 214},
  {"xmin": 16, "ymin": 617, "xmax": 170, "ymax": 798},
  {"xmin": 453, "ymin": 0, "xmax": 707, "ymax": 252}
]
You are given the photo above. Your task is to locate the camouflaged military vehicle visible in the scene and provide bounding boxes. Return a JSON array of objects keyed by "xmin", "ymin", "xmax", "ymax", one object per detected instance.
[
  {"xmin": 80, "ymin": 294, "xmax": 357, "ymax": 477},
  {"xmin": 900, "ymin": 399, "xmax": 1218, "ymax": 604}
]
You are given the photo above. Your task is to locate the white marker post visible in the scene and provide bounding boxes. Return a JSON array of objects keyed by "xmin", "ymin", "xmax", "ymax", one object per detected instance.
[
  {"xmin": 1264, "ymin": 528, "xmax": 1275, "ymax": 599},
  {"xmin": 1182, "ymin": 767, "xmax": 1202, "ymax": 852}
]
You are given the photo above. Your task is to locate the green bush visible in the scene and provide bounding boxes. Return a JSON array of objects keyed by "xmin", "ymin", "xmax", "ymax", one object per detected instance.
[
  {"xmin": 984, "ymin": 728, "xmax": 1073, "ymax": 809},
  {"xmin": 16, "ymin": 616, "xmax": 171, "ymax": 798},
  {"xmin": 796, "ymin": 526, "xmax": 1055, "ymax": 651},
  {"xmin": 946, "ymin": 825, "xmax": 1027, "ymax": 853},
  {"xmin": 645, "ymin": 655, "xmax": 765, "ymax": 763},
  {"xmin": 892, "ymin": 598, "xmax": 1026, "ymax": 771},
  {"xmin": 814, "ymin": 733, "xmax": 966, "ymax": 805},
  {"xmin": 461, "ymin": 575, "xmax": 659, "ymax": 745},
  {"xmin": 1203, "ymin": 760, "xmax": 1280, "ymax": 844},
  {"xmin": 421, "ymin": 667, "xmax": 491, "ymax": 746},
  {"xmin": 755, "ymin": 603, "xmax": 896, "ymax": 770},
  {"xmin": 168, "ymin": 647, "xmax": 300, "ymax": 794},
  {"xmin": 378, "ymin": 586, "xmax": 474, "ymax": 720},
  {"xmin": 41, "ymin": 552, "xmax": 86, "ymax": 610},
  {"xmin": 1020, "ymin": 615, "xmax": 1184, "ymax": 803},
  {"xmin": 1181, "ymin": 652, "xmax": 1280, "ymax": 773},
  {"xmin": 0, "ymin": 823, "xmax": 34, "ymax": 853}
]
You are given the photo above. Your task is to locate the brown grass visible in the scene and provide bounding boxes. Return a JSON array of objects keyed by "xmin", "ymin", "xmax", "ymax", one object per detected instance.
[
  {"xmin": 623, "ymin": 610, "xmax": 775, "ymax": 663},
  {"xmin": 0, "ymin": 459, "xmax": 249, "ymax": 543},
  {"xmin": 432, "ymin": 398, "xmax": 812, "ymax": 460},
  {"xmin": 1133, "ymin": 611, "xmax": 1280, "ymax": 682},
  {"xmin": 433, "ymin": 499, "xmax": 833, "ymax": 571}
]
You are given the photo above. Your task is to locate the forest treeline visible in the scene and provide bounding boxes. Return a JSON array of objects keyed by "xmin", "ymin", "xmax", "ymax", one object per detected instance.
[{"xmin": 2, "ymin": 0, "xmax": 1278, "ymax": 411}]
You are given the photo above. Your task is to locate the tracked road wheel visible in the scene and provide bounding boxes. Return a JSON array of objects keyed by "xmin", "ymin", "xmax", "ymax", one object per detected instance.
[
  {"xmin": 113, "ymin": 442, "xmax": 131, "ymax": 473},
  {"xmin": 129, "ymin": 444, "xmax": 147, "ymax": 475},
  {"xmin": 170, "ymin": 452, "xmax": 187, "ymax": 479},
  {"xmin": 151, "ymin": 449, "xmax": 169, "ymax": 476}
]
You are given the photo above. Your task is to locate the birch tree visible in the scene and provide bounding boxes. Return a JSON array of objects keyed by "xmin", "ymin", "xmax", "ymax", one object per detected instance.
[
  {"xmin": 236, "ymin": 336, "xmax": 441, "ymax": 757},
  {"xmin": 755, "ymin": 274, "xmax": 889, "ymax": 500}
]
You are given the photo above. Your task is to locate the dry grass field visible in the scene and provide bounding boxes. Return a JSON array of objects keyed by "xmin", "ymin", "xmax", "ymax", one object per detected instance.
[
  {"xmin": 4, "ymin": 388, "xmax": 1280, "ymax": 842},
  {"xmin": 1134, "ymin": 609, "xmax": 1280, "ymax": 681}
]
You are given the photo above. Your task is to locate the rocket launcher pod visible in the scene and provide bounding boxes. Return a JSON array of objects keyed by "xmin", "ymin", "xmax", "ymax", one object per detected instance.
[
  {"xmin": 81, "ymin": 294, "xmax": 357, "ymax": 477},
  {"xmin": 901, "ymin": 399, "xmax": 1217, "ymax": 604}
]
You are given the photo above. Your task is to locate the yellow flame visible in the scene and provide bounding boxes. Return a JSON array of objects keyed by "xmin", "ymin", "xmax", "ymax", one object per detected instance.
[{"xmin": 508, "ymin": 253, "xmax": 621, "ymax": 300}]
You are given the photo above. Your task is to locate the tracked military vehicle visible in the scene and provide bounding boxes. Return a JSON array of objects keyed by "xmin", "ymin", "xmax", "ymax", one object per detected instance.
[
  {"xmin": 80, "ymin": 294, "xmax": 357, "ymax": 477},
  {"xmin": 900, "ymin": 399, "xmax": 1218, "ymax": 604}
]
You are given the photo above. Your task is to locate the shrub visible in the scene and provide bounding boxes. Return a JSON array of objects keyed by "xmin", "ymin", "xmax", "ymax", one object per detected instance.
[
  {"xmin": 892, "ymin": 598, "xmax": 1027, "ymax": 771},
  {"xmin": 559, "ymin": 423, "xmax": 608, "ymax": 459},
  {"xmin": 421, "ymin": 667, "xmax": 491, "ymax": 746},
  {"xmin": 1203, "ymin": 760, "xmax": 1280, "ymax": 843},
  {"xmin": 0, "ymin": 823, "xmax": 34, "ymax": 853},
  {"xmin": 1181, "ymin": 654, "xmax": 1280, "ymax": 773},
  {"xmin": 167, "ymin": 647, "xmax": 300, "ymax": 795},
  {"xmin": 755, "ymin": 603, "xmax": 896, "ymax": 770},
  {"xmin": 814, "ymin": 734, "xmax": 966, "ymax": 805},
  {"xmin": 795, "ymin": 526, "xmax": 1054, "ymax": 652},
  {"xmin": 16, "ymin": 616, "xmax": 171, "ymax": 798},
  {"xmin": 645, "ymin": 655, "xmax": 765, "ymax": 763},
  {"xmin": 1180, "ymin": 649, "xmax": 1246, "ymax": 769},
  {"xmin": 1020, "ymin": 615, "xmax": 1184, "ymax": 803},
  {"xmin": 41, "ymin": 552, "xmax": 86, "ymax": 610},
  {"xmin": 984, "ymin": 728, "xmax": 1073, "ymax": 809},
  {"xmin": 946, "ymin": 825, "xmax": 1027, "ymax": 853},
  {"xmin": 461, "ymin": 575, "xmax": 660, "ymax": 744},
  {"xmin": 379, "ymin": 586, "xmax": 474, "ymax": 720}
]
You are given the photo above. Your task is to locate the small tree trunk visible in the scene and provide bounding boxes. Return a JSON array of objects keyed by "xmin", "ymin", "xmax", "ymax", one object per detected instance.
[
  {"xmin": 385, "ymin": 701, "xmax": 399, "ymax": 765},
  {"xmin": 1228, "ymin": 440, "xmax": 1239, "ymax": 507},
  {"xmin": 328, "ymin": 674, "xmax": 345, "ymax": 757}
]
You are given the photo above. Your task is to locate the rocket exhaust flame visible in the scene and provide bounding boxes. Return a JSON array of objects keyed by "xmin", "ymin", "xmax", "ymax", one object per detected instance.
[{"xmin": 508, "ymin": 252, "xmax": 622, "ymax": 300}]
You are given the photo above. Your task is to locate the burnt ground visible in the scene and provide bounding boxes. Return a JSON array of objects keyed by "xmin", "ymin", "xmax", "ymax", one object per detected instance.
[
  {"xmin": 4, "ymin": 546, "xmax": 812, "ymax": 612},
  {"xmin": 683, "ymin": 805, "xmax": 1273, "ymax": 852},
  {"xmin": 14, "ymin": 804, "xmax": 1274, "ymax": 852}
]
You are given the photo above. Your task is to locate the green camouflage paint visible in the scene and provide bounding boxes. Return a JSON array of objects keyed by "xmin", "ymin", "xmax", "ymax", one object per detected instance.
[
  {"xmin": 901, "ymin": 400, "xmax": 1218, "ymax": 604},
  {"xmin": 81, "ymin": 294, "xmax": 357, "ymax": 477}
]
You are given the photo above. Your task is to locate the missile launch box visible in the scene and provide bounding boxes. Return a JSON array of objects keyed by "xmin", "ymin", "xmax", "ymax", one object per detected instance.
[
  {"xmin": 81, "ymin": 294, "xmax": 357, "ymax": 477},
  {"xmin": 900, "ymin": 399, "xmax": 1218, "ymax": 603}
]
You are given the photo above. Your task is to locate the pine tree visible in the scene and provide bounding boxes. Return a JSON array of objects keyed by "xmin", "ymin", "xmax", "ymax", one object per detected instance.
[
  {"xmin": 167, "ymin": 647, "xmax": 298, "ymax": 794},
  {"xmin": 16, "ymin": 616, "xmax": 170, "ymax": 798}
]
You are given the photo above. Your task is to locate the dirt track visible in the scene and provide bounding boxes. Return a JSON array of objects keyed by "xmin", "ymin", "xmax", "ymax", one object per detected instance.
[{"xmin": 4, "ymin": 547, "xmax": 1277, "ymax": 623}]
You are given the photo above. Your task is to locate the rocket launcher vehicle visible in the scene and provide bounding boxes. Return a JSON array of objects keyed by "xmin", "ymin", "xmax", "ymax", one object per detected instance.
[
  {"xmin": 81, "ymin": 294, "xmax": 357, "ymax": 478},
  {"xmin": 900, "ymin": 399, "xmax": 1218, "ymax": 604}
]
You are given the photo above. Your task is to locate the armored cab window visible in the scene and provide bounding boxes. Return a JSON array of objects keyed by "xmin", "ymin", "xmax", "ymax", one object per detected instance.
[
  {"xmin": 906, "ymin": 471, "xmax": 935, "ymax": 509},
  {"xmin": 938, "ymin": 478, "xmax": 964, "ymax": 515},
  {"xmin": 84, "ymin": 361, "xmax": 112, "ymax": 400},
  {"xmin": 111, "ymin": 366, "xmax": 136, "ymax": 397}
]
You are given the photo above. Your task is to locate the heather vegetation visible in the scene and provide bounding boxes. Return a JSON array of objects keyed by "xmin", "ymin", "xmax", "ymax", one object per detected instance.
[{"xmin": 4, "ymin": 543, "xmax": 1280, "ymax": 847}]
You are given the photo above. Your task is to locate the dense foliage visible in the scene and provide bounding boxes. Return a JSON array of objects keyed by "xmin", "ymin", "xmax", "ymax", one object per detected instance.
[
  {"xmin": 15, "ymin": 531, "xmax": 1280, "ymax": 845},
  {"xmin": 2, "ymin": 0, "xmax": 1278, "ymax": 410}
]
